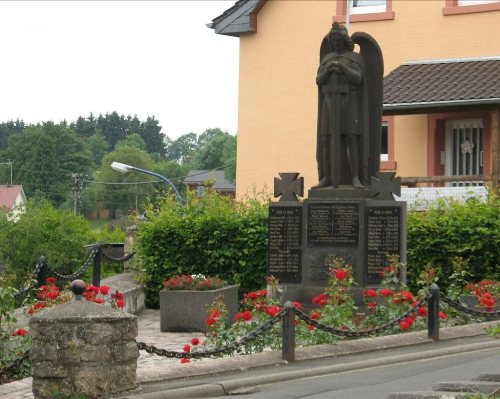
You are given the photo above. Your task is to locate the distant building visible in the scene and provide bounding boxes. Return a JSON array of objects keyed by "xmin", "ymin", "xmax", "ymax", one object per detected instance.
[
  {"xmin": 184, "ymin": 170, "xmax": 236, "ymax": 198},
  {"xmin": 0, "ymin": 185, "xmax": 27, "ymax": 221}
]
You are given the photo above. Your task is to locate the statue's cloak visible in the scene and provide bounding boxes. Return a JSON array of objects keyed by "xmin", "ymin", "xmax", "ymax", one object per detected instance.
[{"xmin": 316, "ymin": 31, "xmax": 384, "ymax": 188}]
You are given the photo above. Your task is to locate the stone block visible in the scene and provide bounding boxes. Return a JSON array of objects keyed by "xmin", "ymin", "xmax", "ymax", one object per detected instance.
[{"xmin": 160, "ymin": 285, "xmax": 239, "ymax": 332}]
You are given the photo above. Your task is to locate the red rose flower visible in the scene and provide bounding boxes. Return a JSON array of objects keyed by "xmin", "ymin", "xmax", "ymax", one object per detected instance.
[
  {"xmin": 242, "ymin": 310, "xmax": 252, "ymax": 321},
  {"xmin": 248, "ymin": 292, "xmax": 258, "ymax": 300},
  {"xmin": 191, "ymin": 337, "xmax": 200, "ymax": 346},
  {"xmin": 183, "ymin": 344, "xmax": 191, "ymax": 353},
  {"xmin": 257, "ymin": 289, "xmax": 267, "ymax": 297},
  {"xmin": 367, "ymin": 301, "xmax": 376, "ymax": 309},
  {"xmin": 180, "ymin": 358, "xmax": 190, "ymax": 364},
  {"xmin": 310, "ymin": 311, "xmax": 321, "ymax": 320},
  {"xmin": 335, "ymin": 269, "xmax": 347, "ymax": 281},
  {"xmin": 265, "ymin": 305, "xmax": 278, "ymax": 318},
  {"xmin": 99, "ymin": 285, "xmax": 110, "ymax": 296},
  {"xmin": 438, "ymin": 311, "xmax": 446, "ymax": 319},
  {"xmin": 116, "ymin": 299, "xmax": 125, "ymax": 309},
  {"xmin": 401, "ymin": 291, "xmax": 414, "ymax": 302},
  {"xmin": 46, "ymin": 277, "xmax": 56, "ymax": 284},
  {"xmin": 308, "ymin": 324, "xmax": 315, "ymax": 331},
  {"xmin": 12, "ymin": 328, "xmax": 27, "ymax": 337},
  {"xmin": 95, "ymin": 298, "xmax": 104, "ymax": 304},
  {"xmin": 364, "ymin": 289, "xmax": 377, "ymax": 298},
  {"xmin": 417, "ymin": 306, "xmax": 427, "ymax": 317},
  {"xmin": 380, "ymin": 289, "xmax": 394, "ymax": 297},
  {"xmin": 292, "ymin": 301, "xmax": 302, "ymax": 309},
  {"xmin": 399, "ymin": 320, "xmax": 410, "ymax": 330}
]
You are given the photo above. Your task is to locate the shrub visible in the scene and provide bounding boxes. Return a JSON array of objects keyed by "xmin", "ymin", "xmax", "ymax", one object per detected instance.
[
  {"xmin": 136, "ymin": 192, "xmax": 269, "ymax": 308},
  {"xmin": 406, "ymin": 195, "xmax": 499, "ymax": 292},
  {"xmin": 0, "ymin": 199, "xmax": 95, "ymax": 286}
]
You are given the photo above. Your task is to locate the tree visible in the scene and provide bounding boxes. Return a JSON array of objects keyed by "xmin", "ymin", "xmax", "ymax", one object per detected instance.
[
  {"xmin": 97, "ymin": 112, "xmax": 128, "ymax": 149},
  {"xmin": 4, "ymin": 122, "xmax": 92, "ymax": 207},
  {"xmin": 140, "ymin": 116, "xmax": 166, "ymax": 156},
  {"xmin": 0, "ymin": 119, "xmax": 24, "ymax": 151},
  {"xmin": 87, "ymin": 132, "xmax": 110, "ymax": 168},
  {"xmin": 165, "ymin": 132, "xmax": 198, "ymax": 164},
  {"xmin": 116, "ymin": 133, "xmax": 146, "ymax": 150},
  {"xmin": 88, "ymin": 145, "xmax": 156, "ymax": 213},
  {"xmin": 72, "ymin": 115, "xmax": 96, "ymax": 138},
  {"xmin": 193, "ymin": 132, "xmax": 237, "ymax": 180},
  {"xmin": 197, "ymin": 127, "xmax": 227, "ymax": 148}
]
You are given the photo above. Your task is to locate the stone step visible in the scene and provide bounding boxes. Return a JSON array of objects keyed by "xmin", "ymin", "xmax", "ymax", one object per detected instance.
[
  {"xmin": 387, "ymin": 391, "xmax": 468, "ymax": 399},
  {"xmin": 432, "ymin": 381, "xmax": 500, "ymax": 395},
  {"xmin": 472, "ymin": 373, "xmax": 500, "ymax": 382}
]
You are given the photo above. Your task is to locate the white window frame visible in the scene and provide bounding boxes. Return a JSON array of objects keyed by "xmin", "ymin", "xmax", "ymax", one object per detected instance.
[
  {"xmin": 458, "ymin": 0, "xmax": 500, "ymax": 5},
  {"xmin": 351, "ymin": 0, "xmax": 386, "ymax": 14}
]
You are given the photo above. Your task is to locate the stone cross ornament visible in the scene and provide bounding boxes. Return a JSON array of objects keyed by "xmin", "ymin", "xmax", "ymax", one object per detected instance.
[
  {"xmin": 274, "ymin": 173, "xmax": 304, "ymax": 202},
  {"xmin": 370, "ymin": 172, "xmax": 401, "ymax": 200}
]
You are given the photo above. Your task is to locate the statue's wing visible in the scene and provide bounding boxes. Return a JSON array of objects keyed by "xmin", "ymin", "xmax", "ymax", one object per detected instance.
[{"xmin": 352, "ymin": 32, "xmax": 384, "ymax": 179}]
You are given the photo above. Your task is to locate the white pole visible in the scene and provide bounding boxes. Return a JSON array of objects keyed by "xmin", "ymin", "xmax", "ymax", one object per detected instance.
[{"xmin": 346, "ymin": 0, "xmax": 352, "ymax": 32}]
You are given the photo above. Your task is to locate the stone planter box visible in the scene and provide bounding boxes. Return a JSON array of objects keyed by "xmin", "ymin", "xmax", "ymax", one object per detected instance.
[{"xmin": 160, "ymin": 285, "xmax": 239, "ymax": 332}]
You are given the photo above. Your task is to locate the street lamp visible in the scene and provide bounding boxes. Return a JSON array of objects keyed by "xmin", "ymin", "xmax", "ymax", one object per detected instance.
[{"xmin": 111, "ymin": 162, "xmax": 182, "ymax": 204}]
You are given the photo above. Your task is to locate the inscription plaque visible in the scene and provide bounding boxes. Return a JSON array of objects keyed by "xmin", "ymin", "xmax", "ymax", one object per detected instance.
[
  {"xmin": 307, "ymin": 203, "xmax": 359, "ymax": 247},
  {"xmin": 268, "ymin": 206, "xmax": 302, "ymax": 283},
  {"xmin": 365, "ymin": 206, "xmax": 401, "ymax": 283}
]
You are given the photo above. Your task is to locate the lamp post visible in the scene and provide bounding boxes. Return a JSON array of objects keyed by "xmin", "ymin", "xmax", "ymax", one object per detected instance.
[{"xmin": 111, "ymin": 162, "xmax": 182, "ymax": 204}]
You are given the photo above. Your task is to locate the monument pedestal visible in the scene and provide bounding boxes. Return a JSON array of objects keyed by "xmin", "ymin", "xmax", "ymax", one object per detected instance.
[{"xmin": 268, "ymin": 191, "xmax": 406, "ymax": 308}]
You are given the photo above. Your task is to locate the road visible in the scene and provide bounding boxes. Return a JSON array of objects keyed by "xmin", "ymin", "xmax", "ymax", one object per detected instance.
[{"xmin": 224, "ymin": 346, "xmax": 499, "ymax": 399}]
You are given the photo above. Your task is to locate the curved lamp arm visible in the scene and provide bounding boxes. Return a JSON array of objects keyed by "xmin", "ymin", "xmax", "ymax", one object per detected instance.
[{"xmin": 111, "ymin": 162, "xmax": 183, "ymax": 204}]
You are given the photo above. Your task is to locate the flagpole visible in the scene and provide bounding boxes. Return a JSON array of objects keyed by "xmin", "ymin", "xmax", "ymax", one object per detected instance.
[{"xmin": 346, "ymin": 0, "xmax": 352, "ymax": 32}]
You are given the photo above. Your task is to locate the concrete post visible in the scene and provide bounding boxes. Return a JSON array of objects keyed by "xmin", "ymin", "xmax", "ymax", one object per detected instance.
[{"xmin": 29, "ymin": 281, "xmax": 139, "ymax": 399}]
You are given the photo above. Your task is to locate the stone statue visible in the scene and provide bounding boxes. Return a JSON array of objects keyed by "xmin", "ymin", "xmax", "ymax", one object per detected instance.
[{"xmin": 312, "ymin": 22, "xmax": 383, "ymax": 190}]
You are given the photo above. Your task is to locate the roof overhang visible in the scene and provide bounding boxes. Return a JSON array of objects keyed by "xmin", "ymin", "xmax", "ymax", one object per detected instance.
[{"xmin": 383, "ymin": 57, "xmax": 500, "ymax": 116}]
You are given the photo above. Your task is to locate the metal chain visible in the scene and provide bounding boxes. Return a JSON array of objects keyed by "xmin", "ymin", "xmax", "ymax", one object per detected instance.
[
  {"xmin": 440, "ymin": 293, "xmax": 500, "ymax": 318},
  {"xmin": 0, "ymin": 350, "xmax": 30, "ymax": 377},
  {"xmin": 45, "ymin": 246, "xmax": 99, "ymax": 281},
  {"xmin": 13, "ymin": 259, "xmax": 45, "ymax": 300},
  {"xmin": 101, "ymin": 251, "xmax": 135, "ymax": 262},
  {"xmin": 294, "ymin": 294, "xmax": 430, "ymax": 338},
  {"xmin": 137, "ymin": 309, "xmax": 286, "ymax": 359}
]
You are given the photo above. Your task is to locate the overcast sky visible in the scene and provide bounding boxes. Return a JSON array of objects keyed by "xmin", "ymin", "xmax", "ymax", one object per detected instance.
[{"xmin": 0, "ymin": 1, "xmax": 239, "ymax": 140}]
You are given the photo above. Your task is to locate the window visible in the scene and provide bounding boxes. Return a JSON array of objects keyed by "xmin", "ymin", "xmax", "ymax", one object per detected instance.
[
  {"xmin": 443, "ymin": 0, "xmax": 500, "ymax": 15},
  {"xmin": 196, "ymin": 185, "xmax": 206, "ymax": 197},
  {"xmin": 335, "ymin": 0, "xmax": 394, "ymax": 23},
  {"xmin": 380, "ymin": 117, "xmax": 396, "ymax": 170},
  {"xmin": 351, "ymin": 0, "xmax": 387, "ymax": 15},
  {"xmin": 380, "ymin": 123, "xmax": 389, "ymax": 161}
]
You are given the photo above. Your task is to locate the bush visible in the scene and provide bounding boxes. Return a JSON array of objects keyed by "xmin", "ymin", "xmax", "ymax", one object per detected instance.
[
  {"xmin": 406, "ymin": 195, "xmax": 499, "ymax": 292},
  {"xmin": 136, "ymin": 192, "xmax": 269, "ymax": 308},
  {"xmin": 0, "ymin": 199, "xmax": 95, "ymax": 286}
]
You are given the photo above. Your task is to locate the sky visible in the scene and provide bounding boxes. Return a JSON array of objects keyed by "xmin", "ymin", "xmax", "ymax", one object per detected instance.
[{"xmin": 0, "ymin": 1, "xmax": 239, "ymax": 140}]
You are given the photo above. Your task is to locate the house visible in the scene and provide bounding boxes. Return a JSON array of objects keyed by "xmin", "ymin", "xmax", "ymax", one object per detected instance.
[
  {"xmin": 0, "ymin": 185, "xmax": 27, "ymax": 221},
  {"xmin": 209, "ymin": 0, "xmax": 500, "ymax": 198},
  {"xmin": 184, "ymin": 170, "xmax": 236, "ymax": 198}
]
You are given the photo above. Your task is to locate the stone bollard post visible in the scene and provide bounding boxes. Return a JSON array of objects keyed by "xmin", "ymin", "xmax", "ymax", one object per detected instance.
[{"xmin": 29, "ymin": 280, "xmax": 139, "ymax": 399}]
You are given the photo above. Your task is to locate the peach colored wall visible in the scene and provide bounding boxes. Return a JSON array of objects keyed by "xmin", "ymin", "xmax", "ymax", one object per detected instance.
[{"xmin": 235, "ymin": 0, "xmax": 500, "ymax": 198}]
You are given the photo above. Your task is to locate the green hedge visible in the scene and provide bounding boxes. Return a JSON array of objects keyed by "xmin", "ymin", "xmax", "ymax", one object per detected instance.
[
  {"xmin": 406, "ymin": 195, "xmax": 499, "ymax": 291},
  {"xmin": 136, "ymin": 192, "xmax": 499, "ymax": 308},
  {"xmin": 136, "ymin": 192, "xmax": 269, "ymax": 308}
]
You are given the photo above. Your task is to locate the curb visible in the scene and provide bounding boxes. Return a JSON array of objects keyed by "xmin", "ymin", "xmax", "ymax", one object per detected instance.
[
  {"xmin": 122, "ymin": 320, "xmax": 499, "ymax": 398},
  {"xmin": 123, "ymin": 338, "xmax": 500, "ymax": 398}
]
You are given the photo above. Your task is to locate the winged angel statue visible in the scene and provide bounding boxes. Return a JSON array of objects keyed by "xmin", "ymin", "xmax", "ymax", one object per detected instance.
[{"xmin": 312, "ymin": 22, "xmax": 383, "ymax": 190}]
